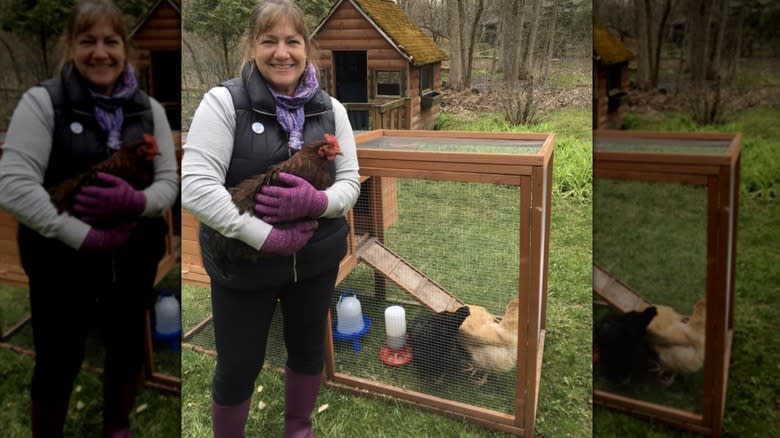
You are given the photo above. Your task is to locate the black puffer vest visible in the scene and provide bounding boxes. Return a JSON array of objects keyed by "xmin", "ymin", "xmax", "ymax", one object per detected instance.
[
  {"xmin": 18, "ymin": 65, "xmax": 167, "ymax": 288},
  {"xmin": 200, "ymin": 62, "xmax": 348, "ymax": 289},
  {"xmin": 39, "ymin": 65, "xmax": 153, "ymax": 189}
]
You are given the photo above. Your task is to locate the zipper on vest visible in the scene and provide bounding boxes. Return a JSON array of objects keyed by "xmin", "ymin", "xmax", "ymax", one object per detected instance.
[
  {"xmin": 251, "ymin": 108, "xmax": 275, "ymax": 117},
  {"xmin": 305, "ymin": 110, "xmax": 329, "ymax": 118},
  {"xmin": 251, "ymin": 108, "xmax": 329, "ymax": 119},
  {"xmin": 292, "ymin": 252, "xmax": 298, "ymax": 283},
  {"xmin": 72, "ymin": 108, "xmax": 93, "ymax": 116}
]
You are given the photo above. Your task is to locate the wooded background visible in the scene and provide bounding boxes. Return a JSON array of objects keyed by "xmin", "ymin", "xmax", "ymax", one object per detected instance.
[{"xmin": 1, "ymin": 0, "xmax": 779, "ymax": 129}]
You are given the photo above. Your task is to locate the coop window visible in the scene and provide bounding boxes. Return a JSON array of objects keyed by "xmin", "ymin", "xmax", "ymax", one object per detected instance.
[
  {"xmin": 419, "ymin": 64, "xmax": 434, "ymax": 93},
  {"xmin": 376, "ymin": 70, "xmax": 401, "ymax": 97}
]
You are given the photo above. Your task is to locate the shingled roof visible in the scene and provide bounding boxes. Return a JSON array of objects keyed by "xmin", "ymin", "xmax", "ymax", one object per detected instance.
[
  {"xmin": 315, "ymin": 0, "xmax": 447, "ymax": 66},
  {"xmin": 593, "ymin": 19, "xmax": 634, "ymax": 65}
]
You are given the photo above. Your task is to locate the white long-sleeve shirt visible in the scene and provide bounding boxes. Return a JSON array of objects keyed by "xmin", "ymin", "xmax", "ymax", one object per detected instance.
[
  {"xmin": 0, "ymin": 86, "xmax": 179, "ymax": 249},
  {"xmin": 181, "ymin": 86, "xmax": 361, "ymax": 251}
]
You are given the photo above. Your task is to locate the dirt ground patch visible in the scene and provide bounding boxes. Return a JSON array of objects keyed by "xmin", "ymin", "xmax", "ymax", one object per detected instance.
[
  {"xmin": 440, "ymin": 83, "xmax": 592, "ymax": 118},
  {"xmin": 625, "ymin": 85, "xmax": 780, "ymax": 115}
]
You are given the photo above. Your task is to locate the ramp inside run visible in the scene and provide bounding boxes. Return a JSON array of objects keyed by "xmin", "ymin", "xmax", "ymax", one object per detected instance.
[
  {"xmin": 593, "ymin": 264, "xmax": 651, "ymax": 313},
  {"xmin": 355, "ymin": 237, "xmax": 464, "ymax": 313}
]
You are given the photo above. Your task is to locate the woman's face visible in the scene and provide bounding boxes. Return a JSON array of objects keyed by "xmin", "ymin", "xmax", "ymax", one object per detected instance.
[
  {"xmin": 72, "ymin": 18, "xmax": 126, "ymax": 95},
  {"xmin": 253, "ymin": 19, "xmax": 307, "ymax": 95}
]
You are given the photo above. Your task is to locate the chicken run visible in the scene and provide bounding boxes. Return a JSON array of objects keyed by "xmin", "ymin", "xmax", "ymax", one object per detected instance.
[
  {"xmin": 592, "ymin": 130, "xmax": 741, "ymax": 437},
  {"xmin": 182, "ymin": 129, "xmax": 554, "ymax": 436}
]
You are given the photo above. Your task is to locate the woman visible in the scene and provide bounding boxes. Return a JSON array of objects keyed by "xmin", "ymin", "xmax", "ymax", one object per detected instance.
[
  {"xmin": 0, "ymin": 0, "xmax": 179, "ymax": 436},
  {"xmin": 181, "ymin": 0, "xmax": 360, "ymax": 436}
]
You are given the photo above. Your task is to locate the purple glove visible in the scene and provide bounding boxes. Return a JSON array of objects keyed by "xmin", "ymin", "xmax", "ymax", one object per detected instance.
[
  {"xmin": 79, "ymin": 222, "xmax": 136, "ymax": 252},
  {"xmin": 260, "ymin": 220, "xmax": 318, "ymax": 256},
  {"xmin": 74, "ymin": 172, "xmax": 146, "ymax": 223},
  {"xmin": 254, "ymin": 173, "xmax": 327, "ymax": 224}
]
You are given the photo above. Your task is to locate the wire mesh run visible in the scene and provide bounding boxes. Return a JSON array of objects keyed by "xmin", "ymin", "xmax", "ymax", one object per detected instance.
[{"xmin": 336, "ymin": 177, "xmax": 522, "ymax": 413}]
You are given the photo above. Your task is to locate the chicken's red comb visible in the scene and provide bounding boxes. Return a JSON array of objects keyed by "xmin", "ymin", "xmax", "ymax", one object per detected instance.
[{"xmin": 324, "ymin": 133, "xmax": 340, "ymax": 151}]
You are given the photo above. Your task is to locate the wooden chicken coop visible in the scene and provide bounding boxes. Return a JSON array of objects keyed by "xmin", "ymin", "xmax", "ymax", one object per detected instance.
[
  {"xmin": 130, "ymin": 0, "xmax": 182, "ymax": 130},
  {"xmin": 312, "ymin": 0, "xmax": 447, "ymax": 131},
  {"xmin": 592, "ymin": 130, "xmax": 741, "ymax": 436},
  {"xmin": 181, "ymin": 129, "xmax": 553, "ymax": 436}
]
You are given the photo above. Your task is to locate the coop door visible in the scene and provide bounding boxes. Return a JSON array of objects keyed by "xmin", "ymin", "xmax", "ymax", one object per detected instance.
[{"xmin": 334, "ymin": 51, "xmax": 368, "ymax": 130}]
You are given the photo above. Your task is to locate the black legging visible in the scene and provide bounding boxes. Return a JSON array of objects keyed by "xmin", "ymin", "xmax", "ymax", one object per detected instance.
[
  {"xmin": 21, "ymin": 218, "xmax": 166, "ymax": 404},
  {"xmin": 210, "ymin": 267, "xmax": 337, "ymax": 406}
]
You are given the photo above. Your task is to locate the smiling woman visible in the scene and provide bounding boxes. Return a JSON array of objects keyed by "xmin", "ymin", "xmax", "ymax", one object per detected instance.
[
  {"xmin": 71, "ymin": 19, "xmax": 127, "ymax": 95},
  {"xmin": 0, "ymin": 0, "xmax": 179, "ymax": 436},
  {"xmin": 180, "ymin": 0, "xmax": 361, "ymax": 436}
]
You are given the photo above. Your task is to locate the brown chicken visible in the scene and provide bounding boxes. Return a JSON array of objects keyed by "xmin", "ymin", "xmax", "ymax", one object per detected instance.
[
  {"xmin": 48, "ymin": 133, "xmax": 159, "ymax": 214},
  {"xmin": 646, "ymin": 299, "xmax": 706, "ymax": 383},
  {"xmin": 458, "ymin": 298, "xmax": 520, "ymax": 384},
  {"xmin": 210, "ymin": 134, "xmax": 341, "ymax": 265},
  {"xmin": 228, "ymin": 133, "xmax": 341, "ymax": 215}
]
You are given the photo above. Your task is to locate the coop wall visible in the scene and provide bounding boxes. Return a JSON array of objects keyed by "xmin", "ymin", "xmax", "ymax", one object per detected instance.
[{"xmin": 131, "ymin": 0, "xmax": 181, "ymax": 51}]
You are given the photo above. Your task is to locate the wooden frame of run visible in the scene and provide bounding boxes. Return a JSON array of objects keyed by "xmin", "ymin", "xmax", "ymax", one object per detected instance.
[
  {"xmin": 592, "ymin": 130, "xmax": 742, "ymax": 437},
  {"xmin": 324, "ymin": 129, "xmax": 554, "ymax": 437}
]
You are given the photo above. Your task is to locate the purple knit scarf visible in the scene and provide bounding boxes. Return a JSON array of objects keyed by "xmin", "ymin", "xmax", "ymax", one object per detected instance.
[
  {"xmin": 88, "ymin": 64, "xmax": 138, "ymax": 150},
  {"xmin": 266, "ymin": 63, "xmax": 320, "ymax": 151}
]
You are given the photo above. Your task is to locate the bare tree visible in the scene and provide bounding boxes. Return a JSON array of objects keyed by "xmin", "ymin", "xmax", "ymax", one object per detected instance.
[
  {"xmin": 538, "ymin": 0, "xmax": 560, "ymax": 85},
  {"xmin": 500, "ymin": 0, "xmax": 525, "ymax": 84},
  {"xmin": 520, "ymin": 0, "xmax": 543, "ymax": 80},
  {"xmin": 686, "ymin": 0, "xmax": 713, "ymax": 83},
  {"xmin": 446, "ymin": 0, "xmax": 465, "ymax": 89},
  {"xmin": 633, "ymin": 0, "xmax": 671, "ymax": 90}
]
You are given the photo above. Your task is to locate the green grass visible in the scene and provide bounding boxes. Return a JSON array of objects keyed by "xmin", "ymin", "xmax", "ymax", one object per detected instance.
[
  {"xmin": 438, "ymin": 107, "xmax": 593, "ymax": 200},
  {"xmin": 621, "ymin": 108, "xmax": 780, "ymax": 199},
  {"xmin": 0, "ymin": 348, "xmax": 180, "ymax": 438}
]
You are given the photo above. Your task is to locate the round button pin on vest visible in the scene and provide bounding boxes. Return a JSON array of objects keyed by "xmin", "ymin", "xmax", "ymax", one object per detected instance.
[
  {"xmin": 252, "ymin": 122, "xmax": 264, "ymax": 134},
  {"xmin": 70, "ymin": 122, "xmax": 83, "ymax": 134}
]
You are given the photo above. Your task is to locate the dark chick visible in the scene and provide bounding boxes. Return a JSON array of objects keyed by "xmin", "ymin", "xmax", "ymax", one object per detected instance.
[
  {"xmin": 48, "ymin": 133, "xmax": 159, "ymax": 214},
  {"xmin": 594, "ymin": 306, "xmax": 658, "ymax": 384},
  {"xmin": 407, "ymin": 306, "xmax": 471, "ymax": 385}
]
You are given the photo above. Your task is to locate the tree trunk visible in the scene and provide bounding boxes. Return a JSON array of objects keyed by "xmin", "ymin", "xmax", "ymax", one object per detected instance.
[
  {"xmin": 651, "ymin": 0, "xmax": 671, "ymax": 87},
  {"xmin": 539, "ymin": 0, "xmax": 560, "ymax": 85},
  {"xmin": 446, "ymin": 0, "xmax": 464, "ymax": 89},
  {"xmin": 687, "ymin": 0, "xmax": 713, "ymax": 83},
  {"xmin": 634, "ymin": 0, "xmax": 652, "ymax": 89},
  {"xmin": 710, "ymin": 0, "xmax": 730, "ymax": 80},
  {"xmin": 463, "ymin": 0, "xmax": 485, "ymax": 87},
  {"xmin": 0, "ymin": 33, "xmax": 24, "ymax": 87},
  {"xmin": 728, "ymin": 5, "xmax": 745, "ymax": 82},
  {"xmin": 182, "ymin": 35, "xmax": 206, "ymax": 87},
  {"xmin": 501, "ymin": 0, "xmax": 524, "ymax": 84},
  {"xmin": 521, "ymin": 0, "xmax": 543, "ymax": 80}
]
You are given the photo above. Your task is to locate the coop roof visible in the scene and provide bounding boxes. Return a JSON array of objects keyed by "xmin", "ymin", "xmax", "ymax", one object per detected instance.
[
  {"xmin": 593, "ymin": 19, "xmax": 634, "ymax": 65},
  {"xmin": 314, "ymin": 0, "xmax": 448, "ymax": 66}
]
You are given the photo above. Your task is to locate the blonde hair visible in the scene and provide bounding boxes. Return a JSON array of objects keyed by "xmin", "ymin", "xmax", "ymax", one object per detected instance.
[
  {"xmin": 238, "ymin": 0, "xmax": 319, "ymax": 75},
  {"xmin": 58, "ymin": 0, "xmax": 132, "ymax": 72}
]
